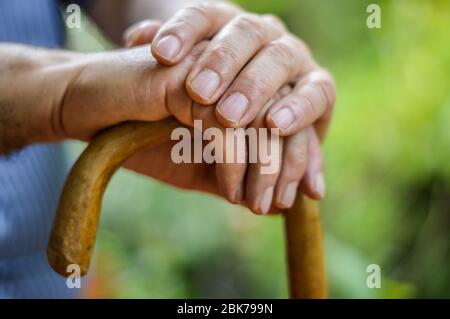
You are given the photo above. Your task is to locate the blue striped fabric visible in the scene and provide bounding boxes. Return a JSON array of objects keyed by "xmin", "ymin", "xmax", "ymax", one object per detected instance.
[{"xmin": 0, "ymin": 0, "xmax": 87, "ymax": 298}]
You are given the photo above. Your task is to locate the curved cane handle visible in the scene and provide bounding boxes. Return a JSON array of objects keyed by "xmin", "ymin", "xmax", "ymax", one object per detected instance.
[
  {"xmin": 47, "ymin": 118, "xmax": 179, "ymax": 276},
  {"xmin": 47, "ymin": 118, "xmax": 327, "ymax": 298}
]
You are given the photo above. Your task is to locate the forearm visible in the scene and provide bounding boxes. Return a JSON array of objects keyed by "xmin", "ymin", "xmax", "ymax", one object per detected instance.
[
  {"xmin": 0, "ymin": 43, "xmax": 85, "ymax": 154},
  {"xmin": 88, "ymin": 0, "xmax": 223, "ymax": 45}
]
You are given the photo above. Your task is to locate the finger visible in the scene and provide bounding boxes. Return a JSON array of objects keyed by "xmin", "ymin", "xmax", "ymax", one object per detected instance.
[
  {"xmin": 215, "ymin": 128, "xmax": 247, "ymax": 204},
  {"xmin": 168, "ymin": 88, "xmax": 223, "ymax": 130},
  {"xmin": 185, "ymin": 14, "xmax": 284, "ymax": 104},
  {"xmin": 209, "ymin": 86, "xmax": 289, "ymax": 205},
  {"xmin": 169, "ymin": 78, "xmax": 248, "ymax": 206},
  {"xmin": 151, "ymin": 3, "xmax": 241, "ymax": 65},
  {"xmin": 299, "ymin": 128, "xmax": 325, "ymax": 200},
  {"xmin": 123, "ymin": 20, "xmax": 162, "ymax": 48},
  {"xmin": 266, "ymin": 69, "xmax": 336, "ymax": 139},
  {"xmin": 273, "ymin": 129, "xmax": 308, "ymax": 209},
  {"xmin": 185, "ymin": 102, "xmax": 247, "ymax": 204},
  {"xmin": 179, "ymin": 81, "xmax": 290, "ymax": 130},
  {"xmin": 215, "ymin": 34, "xmax": 315, "ymax": 128},
  {"xmin": 149, "ymin": 41, "xmax": 209, "ymax": 122},
  {"xmin": 245, "ymin": 98, "xmax": 284, "ymax": 215}
]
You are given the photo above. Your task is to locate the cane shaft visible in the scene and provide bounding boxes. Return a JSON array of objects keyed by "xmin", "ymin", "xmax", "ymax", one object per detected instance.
[
  {"xmin": 47, "ymin": 119, "xmax": 179, "ymax": 276},
  {"xmin": 285, "ymin": 195, "xmax": 327, "ymax": 298}
]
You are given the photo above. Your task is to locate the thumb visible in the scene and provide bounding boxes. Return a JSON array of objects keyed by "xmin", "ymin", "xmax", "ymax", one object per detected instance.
[
  {"xmin": 123, "ymin": 20, "xmax": 162, "ymax": 48},
  {"xmin": 60, "ymin": 42, "xmax": 209, "ymax": 141}
]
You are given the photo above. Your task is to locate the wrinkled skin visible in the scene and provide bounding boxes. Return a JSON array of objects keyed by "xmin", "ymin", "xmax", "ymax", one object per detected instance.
[{"xmin": 0, "ymin": 3, "xmax": 336, "ymax": 215}]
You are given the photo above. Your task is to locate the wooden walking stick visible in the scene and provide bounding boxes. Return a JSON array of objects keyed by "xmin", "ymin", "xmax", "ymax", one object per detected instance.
[
  {"xmin": 47, "ymin": 118, "xmax": 327, "ymax": 298},
  {"xmin": 285, "ymin": 195, "xmax": 327, "ymax": 298}
]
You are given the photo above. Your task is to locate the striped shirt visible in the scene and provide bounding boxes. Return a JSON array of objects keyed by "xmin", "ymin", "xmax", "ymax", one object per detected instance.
[{"xmin": 0, "ymin": 0, "xmax": 88, "ymax": 298}]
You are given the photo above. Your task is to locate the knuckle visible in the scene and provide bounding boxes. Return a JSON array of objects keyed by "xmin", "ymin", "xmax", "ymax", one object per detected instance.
[
  {"xmin": 262, "ymin": 14, "xmax": 286, "ymax": 31},
  {"xmin": 208, "ymin": 43, "xmax": 240, "ymax": 67},
  {"xmin": 176, "ymin": 3, "xmax": 212, "ymax": 30},
  {"xmin": 295, "ymin": 93, "xmax": 316, "ymax": 120},
  {"xmin": 265, "ymin": 41, "xmax": 297, "ymax": 74},
  {"xmin": 243, "ymin": 71, "xmax": 273, "ymax": 100},
  {"xmin": 307, "ymin": 69, "xmax": 337, "ymax": 107},
  {"xmin": 289, "ymin": 95, "xmax": 304, "ymax": 109},
  {"xmin": 184, "ymin": 3, "xmax": 210, "ymax": 20},
  {"xmin": 286, "ymin": 146, "xmax": 308, "ymax": 170},
  {"xmin": 285, "ymin": 35, "xmax": 314, "ymax": 73},
  {"xmin": 236, "ymin": 13, "xmax": 262, "ymax": 29},
  {"xmin": 303, "ymin": 95, "xmax": 317, "ymax": 118},
  {"xmin": 296, "ymin": 149, "xmax": 308, "ymax": 167},
  {"xmin": 296, "ymin": 135, "xmax": 309, "ymax": 165},
  {"xmin": 234, "ymin": 13, "xmax": 267, "ymax": 44},
  {"xmin": 313, "ymin": 79, "xmax": 336, "ymax": 108}
]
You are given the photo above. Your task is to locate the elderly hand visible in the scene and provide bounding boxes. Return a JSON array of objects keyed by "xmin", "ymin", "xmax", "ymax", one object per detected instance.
[
  {"xmin": 122, "ymin": 2, "xmax": 336, "ymax": 213},
  {"xmin": 144, "ymin": 2, "xmax": 336, "ymax": 141}
]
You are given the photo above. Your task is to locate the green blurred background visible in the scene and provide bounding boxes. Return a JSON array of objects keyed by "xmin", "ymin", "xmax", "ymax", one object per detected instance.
[{"xmin": 65, "ymin": 0, "xmax": 450, "ymax": 298}]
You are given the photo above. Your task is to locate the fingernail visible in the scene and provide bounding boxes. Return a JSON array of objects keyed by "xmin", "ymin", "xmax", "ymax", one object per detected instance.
[
  {"xmin": 190, "ymin": 69, "xmax": 221, "ymax": 100},
  {"xmin": 154, "ymin": 35, "xmax": 181, "ymax": 60},
  {"xmin": 271, "ymin": 107, "xmax": 295, "ymax": 131},
  {"xmin": 281, "ymin": 182, "xmax": 298, "ymax": 208},
  {"xmin": 260, "ymin": 187, "xmax": 274, "ymax": 214},
  {"xmin": 218, "ymin": 93, "xmax": 249, "ymax": 124},
  {"xmin": 125, "ymin": 29, "xmax": 141, "ymax": 47},
  {"xmin": 315, "ymin": 172, "xmax": 325, "ymax": 198}
]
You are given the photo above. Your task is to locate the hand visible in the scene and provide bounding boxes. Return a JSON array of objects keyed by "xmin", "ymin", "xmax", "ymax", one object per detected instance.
[
  {"xmin": 123, "ymin": 81, "xmax": 325, "ymax": 214},
  {"xmin": 145, "ymin": 2, "xmax": 336, "ymax": 141},
  {"xmin": 121, "ymin": 20, "xmax": 328, "ymax": 213},
  {"xmin": 56, "ymin": 43, "xmax": 312, "ymax": 213},
  {"xmin": 1, "ymin": 41, "xmax": 316, "ymax": 214},
  {"xmin": 123, "ymin": 3, "xmax": 336, "ymax": 205}
]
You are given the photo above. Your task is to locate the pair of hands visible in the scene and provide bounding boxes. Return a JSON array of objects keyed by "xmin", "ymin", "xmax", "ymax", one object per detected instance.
[{"xmin": 58, "ymin": 3, "xmax": 335, "ymax": 214}]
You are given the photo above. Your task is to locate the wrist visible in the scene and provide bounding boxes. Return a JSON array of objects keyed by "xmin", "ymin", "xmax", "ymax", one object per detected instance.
[
  {"xmin": 0, "ymin": 46, "xmax": 68, "ymax": 151},
  {"xmin": 44, "ymin": 53, "xmax": 90, "ymax": 142},
  {"xmin": 0, "ymin": 44, "xmax": 87, "ymax": 153}
]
